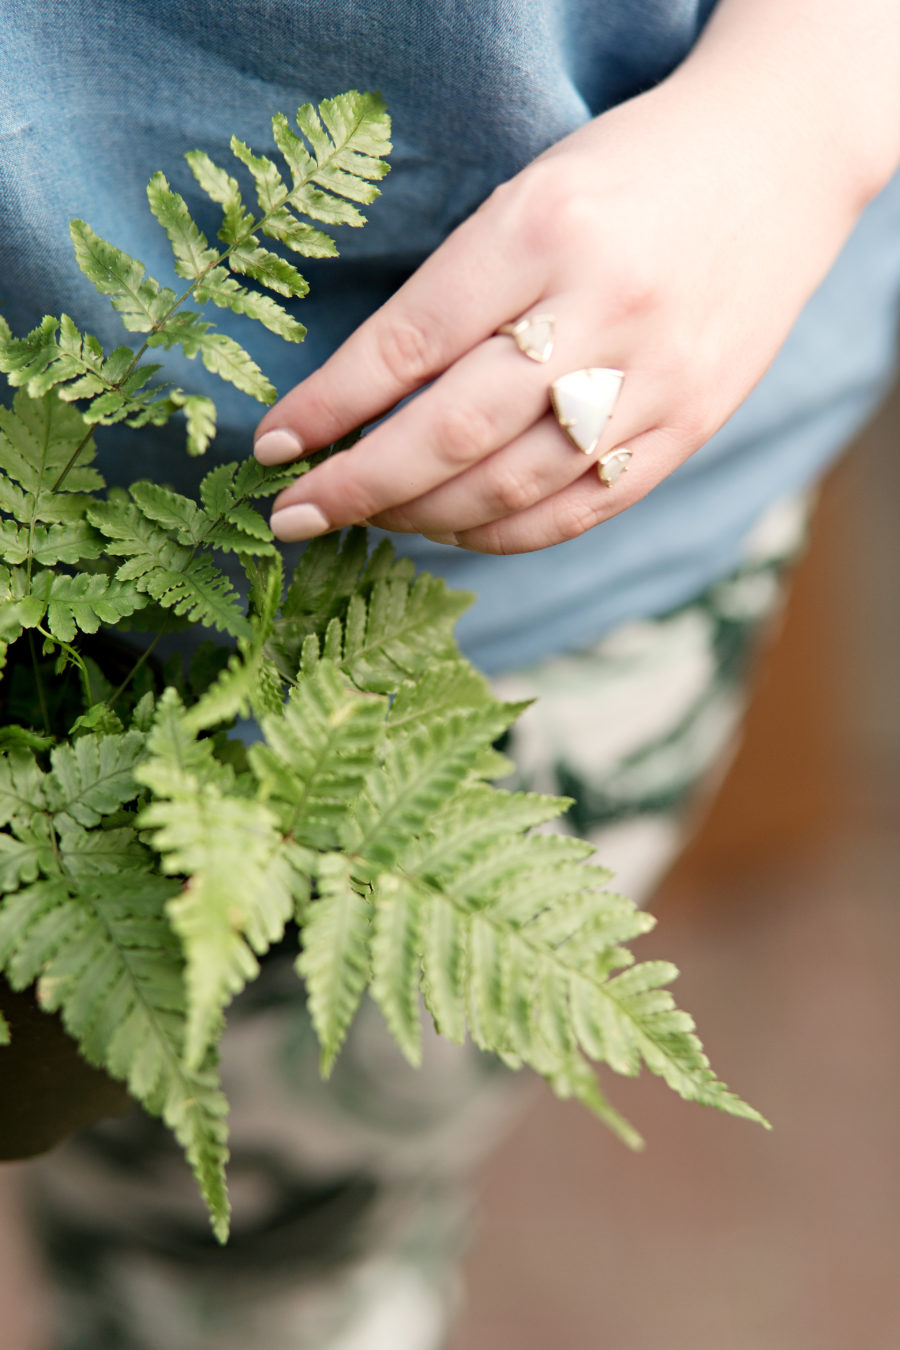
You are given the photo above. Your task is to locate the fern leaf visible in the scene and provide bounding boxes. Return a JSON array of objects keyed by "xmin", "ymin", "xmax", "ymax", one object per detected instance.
[
  {"xmin": 191, "ymin": 329, "xmax": 275, "ymax": 403},
  {"xmin": 87, "ymin": 500, "xmax": 251, "ymax": 639},
  {"xmin": 249, "ymin": 659, "xmax": 387, "ymax": 850},
  {"xmin": 400, "ymin": 783, "xmax": 573, "ymax": 885},
  {"xmin": 184, "ymin": 556, "xmax": 284, "ymax": 733},
  {"xmin": 0, "ymin": 390, "xmax": 103, "ymax": 500},
  {"xmin": 296, "ymin": 852, "xmax": 371, "ymax": 1075},
  {"xmin": 230, "ymin": 138, "xmax": 288, "ymax": 216},
  {"xmin": 0, "ymin": 750, "xmax": 47, "ymax": 831},
  {"xmin": 257, "ymin": 210, "xmax": 338, "ymax": 260},
  {"xmin": 6, "ymin": 570, "xmax": 147, "ymax": 643},
  {"xmin": 46, "ymin": 730, "xmax": 146, "ymax": 827},
  {"xmin": 347, "ymin": 709, "xmax": 509, "ymax": 877},
  {"xmin": 146, "ymin": 172, "xmax": 219, "ymax": 280},
  {"xmin": 370, "ymin": 872, "xmax": 423, "ymax": 1067},
  {"xmin": 0, "ymin": 874, "xmax": 231, "ymax": 1239},
  {"xmin": 420, "ymin": 892, "xmax": 468, "ymax": 1044},
  {"xmin": 70, "ymin": 220, "xmax": 177, "ymax": 333},
  {"xmin": 227, "ymin": 241, "xmax": 310, "ymax": 299},
  {"xmin": 169, "ymin": 392, "xmax": 217, "ymax": 456},
  {"xmin": 193, "ymin": 268, "xmax": 306, "ymax": 343},
  {"xmin": 137, "ymin": 692, "xmax": 298, "ymax": 1068},
  {"xmin": 184, "ymin": 150, "xmax": 255, "ymax": 245}
]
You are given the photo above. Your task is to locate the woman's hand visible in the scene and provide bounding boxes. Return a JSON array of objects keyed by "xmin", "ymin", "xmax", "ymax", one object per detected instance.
[{"xmin": 255, "ymin": 1, "xmax": 898, "ymax": 554}]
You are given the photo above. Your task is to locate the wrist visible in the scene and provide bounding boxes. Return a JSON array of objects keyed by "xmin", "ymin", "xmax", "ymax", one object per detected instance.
[{"xmin": 674, "ymin": 0, "xmax": 900, "ymax": 214}]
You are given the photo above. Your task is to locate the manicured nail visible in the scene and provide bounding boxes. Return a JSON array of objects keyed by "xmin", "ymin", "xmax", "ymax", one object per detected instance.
[
  {"xmin": 254, "ymin": 428, "xmax": 304, "ymax": 465},
  {"xmin": 270, "ymin": 503, "xmax": 330, "ymax": 541}
]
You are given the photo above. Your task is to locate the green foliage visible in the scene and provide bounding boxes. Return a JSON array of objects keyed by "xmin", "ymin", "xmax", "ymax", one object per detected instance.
[
  {"xmin": 0, "ymin": 94, "xmax": 766, "ymax": 1244},
  {"xmin": 0, "ymin": 91, "xmax": 392, "ymax": 449}
]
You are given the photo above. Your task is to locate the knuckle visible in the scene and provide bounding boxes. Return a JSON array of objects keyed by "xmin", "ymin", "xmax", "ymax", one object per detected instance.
[
  {"xmin": 301, "ymin": 380, "xmax": 347, "ymax": 442},
  {"xmin": 375, "ymin": 315, "xmax": 435, "ymax": 388},
  {"xmin": 433, "ymin": 401, "xmax": 498, "ymax": 469},
  {"xmin": 484, "ymin": 459, "xmax": 543, "ymax": 516},
  {"xmin": 553, "ymin": 493, "xmax": 605, "ymax": 542},
  {"xmin": 329, "ymin": 475, "xmax": 382, "ymax": 525},
  {"xmin": 600, "ymin": 257, "xmax": 660, "ymax": 324}
]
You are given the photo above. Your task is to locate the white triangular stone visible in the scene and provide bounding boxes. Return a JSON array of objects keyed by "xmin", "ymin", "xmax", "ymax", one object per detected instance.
[{"xmin": 550, "ymin": 368, "xmax": 624, "ymax": 454}]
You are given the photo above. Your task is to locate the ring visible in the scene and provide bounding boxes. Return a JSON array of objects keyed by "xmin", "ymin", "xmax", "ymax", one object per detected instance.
[
  {"xmin": 550, "ymin": 367, "xmax": 624, "ymax": 456},
  {"xmin": 497, "ymin": 312, "xmax": 556, "ymax": 363},
  {"xmin": 597, "ymin": 448, "xmax": 632, "ymax": 486}
]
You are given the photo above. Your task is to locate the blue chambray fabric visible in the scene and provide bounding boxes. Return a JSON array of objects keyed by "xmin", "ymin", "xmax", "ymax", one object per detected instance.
[{"xmin": 2, "ymin": 0, "xmax": 899, "ymax": 674}]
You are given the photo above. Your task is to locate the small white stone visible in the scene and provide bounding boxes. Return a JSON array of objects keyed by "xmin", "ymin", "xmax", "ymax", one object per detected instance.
[
  {"xmin": 598, "ymin": 448, "xmax": 631, "ymax": 486},
  {"xmin": 551, "ymin": 368, "xmax": 624, "ymax": 454},
  {"xmin": 521, "ymin": 317, "xmax": 554, "ymax": 362}
]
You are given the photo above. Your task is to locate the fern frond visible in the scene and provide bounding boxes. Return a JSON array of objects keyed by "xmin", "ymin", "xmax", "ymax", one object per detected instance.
[
  {"xmin": 346, "ymin": 709, "xmax": 512, "ymax": 877},
  {"xmin": 137, "ymin": 692, "xmax": 300, "ymax": 1069},
  {"xmin": 295, "ymin": 852, "xmax": 371, "ymax": 1075},
  {"xmin": 190, "ymin": 330, "xmax": 276, "ymax": 403},
  {"xmin": 146, "ymin": 171, "xmax": 220, "ymax": 280},
  {"xmin": 0, "ymin": 749, "xmax": 47, "ymax": 829},
  {"xmin": 273, "ymin": 534, "xmax": 470, "ymax": 693},
  {"xmin": 184, "ymin": 555, "xmax": 285, "ymax": 733},
  {"xmin": 370, "ymin": 872, "xmax": 424, "ymax": 1066},
  {"xmin": 184, "ymin": 151, "xmax": 255, "ymax": 245},
  {"xmin": 0, "ymin": 390, "xmax": 102, "ymax": 502},
  {"xmin": 87, "ymin": 499, "xmax": 251, "ymax": 639},
  {"xmin": 70, "ymin": 220, "xmax": 178, "ymax": 333},
  {"xmin": 192, "ymin": 268, "xmax": 306, "ymax": 343},
  {"xmin": 15, "ymin": 571, "xmax": 147, "ymax": 643},
  {"xmin": 0, "ymin": 874, "xmax": 230, "ymax": 1239},
  {"xmin": 248, "ymin": 659, "xmax": 387, "ymax": 850},
  {"xmin": 45, "ymin": 730, "xmax": 146, "ymax": 826}
]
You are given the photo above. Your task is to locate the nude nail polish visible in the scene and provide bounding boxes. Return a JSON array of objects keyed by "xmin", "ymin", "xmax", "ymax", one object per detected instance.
[
  {"xmin": 254, "ymin": 428, "xmax": 304, "ymax": 465},
  {"xmin": 269, "ymin": 503, "xmax": 330, "ymax": 541}
]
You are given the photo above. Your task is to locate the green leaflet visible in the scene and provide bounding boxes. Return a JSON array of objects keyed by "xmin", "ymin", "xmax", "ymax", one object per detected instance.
[
  {"xmin": 137, "ymin": 692, "xmax": 302, "ymax": 1069},
  {"xmin": 0, "ymin": 874, "xmax": 230, "ymax": 1240},
  {"xmin": 46, "ymin": 730, "xmax": 147, "ymax": 827},
  {"xmin": 250, "ymin": 659, "xmax": 388, "ymax": 851},
  {"xmin": 296, "ymin": 853, "xmax": 371, "ymax": 1075}
]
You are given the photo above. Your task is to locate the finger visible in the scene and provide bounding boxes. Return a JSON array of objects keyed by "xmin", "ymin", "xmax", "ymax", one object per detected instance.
[
  {"xmin": 450, "ymin": 426, "xmax": 686, "ymax": 554},
  {"xmin": 267, "ymin": 315, "xmax": 652, "ymax": 540},
  {"xmin": 254, "ymin": 206, "xmax": 545, "ymax": 463},
  {"xmin": 368, "ymin": 403, "xmax": 637, "ymax": 535}
]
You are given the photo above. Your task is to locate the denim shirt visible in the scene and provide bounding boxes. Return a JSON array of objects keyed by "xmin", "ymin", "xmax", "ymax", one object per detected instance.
[{"xmin": 3, "ymin": 2, "xmax": 900, "ymax": 673}]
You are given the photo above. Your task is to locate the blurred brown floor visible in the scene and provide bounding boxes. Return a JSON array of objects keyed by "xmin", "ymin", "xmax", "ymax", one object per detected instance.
[
  {"xmin": 448, "ymin": 389, "xmax": 900, "ymax": 1350},
  {"xmin": 1, "ymin": 388, "xmax": 898, "ymax": 1350}
]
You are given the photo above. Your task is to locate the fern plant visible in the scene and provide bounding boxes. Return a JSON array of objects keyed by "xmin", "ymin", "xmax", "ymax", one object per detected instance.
[{"xmin": 0, "ymin": 92, "xmax": 766, "ymax": 1242}]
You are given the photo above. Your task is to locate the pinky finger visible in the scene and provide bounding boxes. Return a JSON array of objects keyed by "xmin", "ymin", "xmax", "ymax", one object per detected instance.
[{"xmin": 451, "ymin": 427, "xmax": 679, "ymax": 554}]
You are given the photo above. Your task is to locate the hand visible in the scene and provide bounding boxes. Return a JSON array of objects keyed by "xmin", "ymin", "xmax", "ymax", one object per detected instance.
[{"xmin": 255, "ymin": 54, "xmax": 870, "ymax": 554}]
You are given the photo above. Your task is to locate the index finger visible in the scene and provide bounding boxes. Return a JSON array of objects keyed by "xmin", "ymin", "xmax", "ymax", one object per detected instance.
[{"xmin": 253, "ymin": 197, "xmax": 542, "ymax": 463}]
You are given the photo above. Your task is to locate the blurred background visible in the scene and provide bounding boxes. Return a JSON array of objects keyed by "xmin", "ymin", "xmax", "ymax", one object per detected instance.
[
  {"xmin": 447, "ymin": 382, "xmax": 900, "ymax": 1350},
  {"xmin": 0, "ymin": 385, "xmax": 898, "ymax": 1349}
]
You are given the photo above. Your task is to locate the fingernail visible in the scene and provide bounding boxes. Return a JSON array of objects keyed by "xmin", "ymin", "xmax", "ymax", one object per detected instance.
[
  {"xmin": 270, "ymin": 503, "xmax": 330, "ymax": 541},
  {"xmin": 423, "ymin": 531, "xmax": 460, "ymax": 547},
  {"xmin": 254, "ymin": 428, "xmax": 304, "ymax": 465}
]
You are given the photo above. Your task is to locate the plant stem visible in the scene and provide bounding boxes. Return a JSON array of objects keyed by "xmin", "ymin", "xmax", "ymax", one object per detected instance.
[
  {"xmin": 50, "ymin": 425, "xmax": 97, "ymax": 493},
  {"xmin": 27, "ymin": 631, "xmax": 52, "ymax": 735}
]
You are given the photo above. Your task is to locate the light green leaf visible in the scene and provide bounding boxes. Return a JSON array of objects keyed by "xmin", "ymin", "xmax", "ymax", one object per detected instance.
[
  {"xmin": 146, "ymin": 171, "xmax": 220, "ymax": 279},
  {"xmin": 296, "ymin": 852, "xmax": 371, "ymax": 1075},
  {"xmin": 370, "ymin": 872, "xmax": 423, "ymax": 1067}
]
